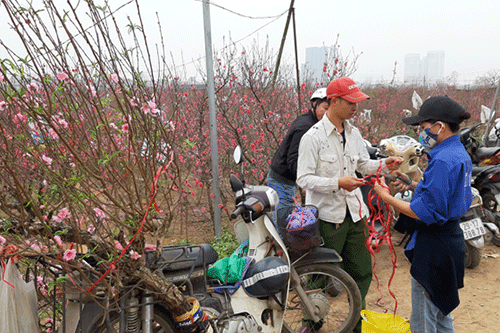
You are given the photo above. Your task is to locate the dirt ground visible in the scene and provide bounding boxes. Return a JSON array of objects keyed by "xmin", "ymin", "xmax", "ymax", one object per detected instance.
[{"xmin": 365, "ymin": 232, "xmax": 500, "ymax": 333}]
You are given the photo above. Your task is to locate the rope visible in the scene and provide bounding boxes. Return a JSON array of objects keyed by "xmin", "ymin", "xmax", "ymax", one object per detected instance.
[{"xmin": 356, "ymin": 161, "xmax": 400, "ymax": 314}]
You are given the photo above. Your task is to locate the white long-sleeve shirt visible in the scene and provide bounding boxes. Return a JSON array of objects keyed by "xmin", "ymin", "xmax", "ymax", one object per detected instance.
[{"xmin": 296, "ymin": 115, "xmax": 387, "ymax": 223}]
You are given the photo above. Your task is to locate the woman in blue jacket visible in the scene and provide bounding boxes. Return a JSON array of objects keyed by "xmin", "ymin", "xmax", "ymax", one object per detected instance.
[{"xmin": 374, "ymin": 96, "xmax": 472, "ymax": 333}]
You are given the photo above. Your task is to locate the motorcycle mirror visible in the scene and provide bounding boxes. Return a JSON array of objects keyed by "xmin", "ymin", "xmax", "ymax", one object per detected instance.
[
  {"xmin": 230, "ymin": 174, "xmax": 244, "ymax": 192},
  {"xmin": 233, "ymin": 145, "xmax": 246, "ymax": 185},
  {"xmin": 233, "ymin": 146, "xmax": 242, "ymax": 165}
]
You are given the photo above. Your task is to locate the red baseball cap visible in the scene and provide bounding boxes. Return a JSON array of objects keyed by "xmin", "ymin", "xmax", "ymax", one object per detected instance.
[{"xmin": 326, "ymin": 77, "xmax": 370, "ymax": 103}]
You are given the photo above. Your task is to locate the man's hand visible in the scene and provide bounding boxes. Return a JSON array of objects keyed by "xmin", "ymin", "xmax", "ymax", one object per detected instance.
[
  {"xmin": 385, "ymin": 156, "xmax": 404, "ymax": 171},
  {"xmin": 339, "ymin": 176, "xmax": 366, "ymax": 192}
]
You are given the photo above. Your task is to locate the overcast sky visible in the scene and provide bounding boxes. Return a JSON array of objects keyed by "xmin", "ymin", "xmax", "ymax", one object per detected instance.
[{"xmin": 1, "ymin": 0, "xmax": 499, "ymax": 85}]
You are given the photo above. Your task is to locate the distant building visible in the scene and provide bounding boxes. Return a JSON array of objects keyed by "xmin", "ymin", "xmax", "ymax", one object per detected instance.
[
  {"xmin": 302, "ymin": 45, "xmax": 336, "ymax": 84},
  {"xmin": 404, "ymin": 51, "xmax": 445, "ymax": 84},
  {"xmin": 404, "ymin": 53, "xmax": 421, "ymax": 83},
  {"xmin": 423, "ymin": 51, "xmax": 445, "ymax": 82}
]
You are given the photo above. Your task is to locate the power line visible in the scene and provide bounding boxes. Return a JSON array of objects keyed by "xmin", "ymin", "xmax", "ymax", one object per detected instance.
[
  {"xmin": 171, "ymin": 10, "xmax": 287, "ymax": 72},
  {"xmin": 194, "ymin": 0, "xmax": 288, "ymax": 19}
]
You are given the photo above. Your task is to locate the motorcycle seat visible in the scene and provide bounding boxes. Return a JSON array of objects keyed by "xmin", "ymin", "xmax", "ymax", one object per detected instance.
[
  {"xmin": 475, "ymin": 147, "xmax": 500, "ymax": 160},
  {"xmin": 472, "ymin": 165, "xmax": 500, "ymax": 177},
  {"xmin": 146, "ymin": 243, "xmax": 219, "ymax": 272},
  {"xmin": 472, "ymin": 166, "xmax": 491, "ymax": 176}
]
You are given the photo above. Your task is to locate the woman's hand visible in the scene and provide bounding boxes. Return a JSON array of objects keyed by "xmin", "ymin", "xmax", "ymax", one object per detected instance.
[
  {"xmin": 373, "ymin": 176, "xmax": 391, "ymax": 200},
  {"xmin": 391, "ymin": 171, "xmax": 413, "ymax": 192}
]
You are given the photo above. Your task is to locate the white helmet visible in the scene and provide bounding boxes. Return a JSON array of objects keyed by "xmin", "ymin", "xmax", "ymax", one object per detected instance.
[{"xmin": 310, "ymin": 88, "xmax": 327, "ymax": 102}]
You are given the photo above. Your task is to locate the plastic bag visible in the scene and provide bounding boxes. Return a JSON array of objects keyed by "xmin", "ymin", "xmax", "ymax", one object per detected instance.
[
  {"xmin": 361, "ymin": 310, "xmax": 411, "ymax": 333},
  {"xmin": 0, "ymin": 258, "xmax": 39, "ymax": 333}
]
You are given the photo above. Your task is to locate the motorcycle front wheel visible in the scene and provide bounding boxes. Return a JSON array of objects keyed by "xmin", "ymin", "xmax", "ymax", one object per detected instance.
[
  {"xmin": 284, "ymin": 264, "xmax": 362, "ymax": 333},
  {"xmin": 465, "ymin": 241, "xmax": 482, "ymax": 269},
  {"xmin": 90, "ymin": 305, "xmax": 175, "ymax": 333}
]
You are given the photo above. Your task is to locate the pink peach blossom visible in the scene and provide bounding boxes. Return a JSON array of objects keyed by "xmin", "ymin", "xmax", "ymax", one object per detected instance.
[
  {"xmin": 57, "ymin": 72, "xmax": 69, "ymax": 81},
  {"xmin": 63, "ymin": 249, "xmax": 76, "ymax": 261},
  {"xmin": 42, "ymin": 155, "xmax": 53, "ymax": 165},
  {"xmin": 54, "ymin": 235, "xmax": 63, "ymax": 247},
  {"xmin": 114, "ymin": 241, "xmax": 124, "ymax": 251},
  {"xmin": 129, "ymin": 250, "xmax": 141, "ymax": 260}
]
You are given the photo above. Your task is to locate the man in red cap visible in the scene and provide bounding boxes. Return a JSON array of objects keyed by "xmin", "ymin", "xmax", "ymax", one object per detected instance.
[{"xmin": 297, "ymin": 77, "xmax": 402, "ymax": 332}]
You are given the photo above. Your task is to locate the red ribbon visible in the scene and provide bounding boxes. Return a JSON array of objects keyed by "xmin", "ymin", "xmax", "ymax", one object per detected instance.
[
  {"xmin": 355, "ymin": 161, "xmax": 399, "ymax": 314},
  {"xmin": 1, "ymin": 257, "xmax": 15, "ymax": 289}
]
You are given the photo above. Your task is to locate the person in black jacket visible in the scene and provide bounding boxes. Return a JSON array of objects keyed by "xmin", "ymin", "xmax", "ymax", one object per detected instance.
[{"xmin": 267, "ymin": 88, "xmax": 329, "ymax": 226}]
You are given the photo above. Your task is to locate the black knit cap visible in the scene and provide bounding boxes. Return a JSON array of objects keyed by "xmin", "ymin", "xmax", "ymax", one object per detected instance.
[{"xmin": 402, "ymin": 96, "xmax": 466, "ymax": 126}]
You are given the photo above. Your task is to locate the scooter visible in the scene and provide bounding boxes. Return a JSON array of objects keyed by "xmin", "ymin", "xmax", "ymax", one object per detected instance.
[
  {"xmin": 459, "ymin": 124, "xmax": 500, "ymax": 246},
  {"xmin": 60, "ymin": 145, "xmax": 362, "ymax": 333},
  {"xmin": 460, "ymin": 187, "xmax": 488, "ymax": 268},
  {"xmin": 459, "ymin": 123, "xmax": 500, "ymax": 166}
]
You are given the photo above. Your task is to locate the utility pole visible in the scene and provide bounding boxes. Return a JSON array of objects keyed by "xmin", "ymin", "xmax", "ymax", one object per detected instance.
[
  {"xmin": 291, "ymin": 7, "xmax": 301, "ymax": 115},
  {"xmin": 202, "ymin": 0, "xmax": 222, "ymax": 237},
  {"xmin": 272, "ymin": 0, "xmax": 295, "ymax": 87}
]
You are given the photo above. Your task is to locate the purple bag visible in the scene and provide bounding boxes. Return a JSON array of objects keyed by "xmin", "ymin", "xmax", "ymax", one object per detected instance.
[{"xmin": 281, "ymin": 205, "xmax": 321, "ymax": 251}]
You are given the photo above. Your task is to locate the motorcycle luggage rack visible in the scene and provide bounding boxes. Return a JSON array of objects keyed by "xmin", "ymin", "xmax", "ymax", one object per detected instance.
[
  {"xmin": 19, "ymin": 254, "xmax": 127, "ymax": 333},
  {"xmin": 20, "ymin": 254, "xmax": 86, "ymax": 333},
  {"xmin": 146, "ymin": 243, "xmax": 218, "ymax": 296}
]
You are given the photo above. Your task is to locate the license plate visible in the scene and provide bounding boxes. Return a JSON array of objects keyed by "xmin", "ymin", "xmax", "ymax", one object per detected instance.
[{"xmin": 460, "ymin": 218, "xmax": 486, "ymax": 240}]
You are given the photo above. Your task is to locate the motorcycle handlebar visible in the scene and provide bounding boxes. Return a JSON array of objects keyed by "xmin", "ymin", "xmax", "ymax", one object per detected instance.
[{"xmin": 230, "ymin": 205, "xmax": 245, "ymax": 219}]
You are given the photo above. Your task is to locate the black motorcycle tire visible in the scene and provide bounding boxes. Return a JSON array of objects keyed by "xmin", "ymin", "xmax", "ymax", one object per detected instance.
[
  {"xmin": 481, "ymin": 191, "xmax": 498, "ymax": 213},
  {"xmin": 492, "ymin": 233, "xmax": 500, "ymax": 247},
  {"xmin": 464, "ymin": 241, "xmax": 482, "ymax": 269},
  {"xmin": 284, "ymin": 264, "xmax": 362, "ymax": 333},
  {"xmin": 89, "ymin": 305, "xmax": 175, "ymax": 333}
]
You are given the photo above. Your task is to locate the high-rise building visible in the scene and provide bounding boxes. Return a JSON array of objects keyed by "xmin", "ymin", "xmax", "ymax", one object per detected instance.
[
  {"xmin": 302, "ymin": 45, "xmax": 336, "ymax": 84},
  {"xmin": 423, "ymin": 51, "xmax": 445, "ymax": 82},
  {"xmin": 404, "ymin": 51, "xmax": 445, "ymax": 84},
  {"xmin": 404, "ymin": 53, "xmax": 421, "ymax": 83}
]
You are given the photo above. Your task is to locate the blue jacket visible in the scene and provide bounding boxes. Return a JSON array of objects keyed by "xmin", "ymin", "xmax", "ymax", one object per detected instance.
[{"xmin": 406, "ymin": 134, "xmax": 473, "ymax": 315}]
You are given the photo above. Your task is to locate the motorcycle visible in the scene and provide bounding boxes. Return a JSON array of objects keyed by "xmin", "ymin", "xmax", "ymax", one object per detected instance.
[
  {"xmin": 459, "ymin": 124, "xmax": 500, "ymax": 246},
  {"xmin": 459, "ymin": 123, "xmax": 500, "ymax": 167},
  {"xmin": 459, "ymin": 187, "xmax": 488, "ymax": 268},
  {"xmin": 61, "ymin": 145, "xmax": 362, "ymax": 333}
]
